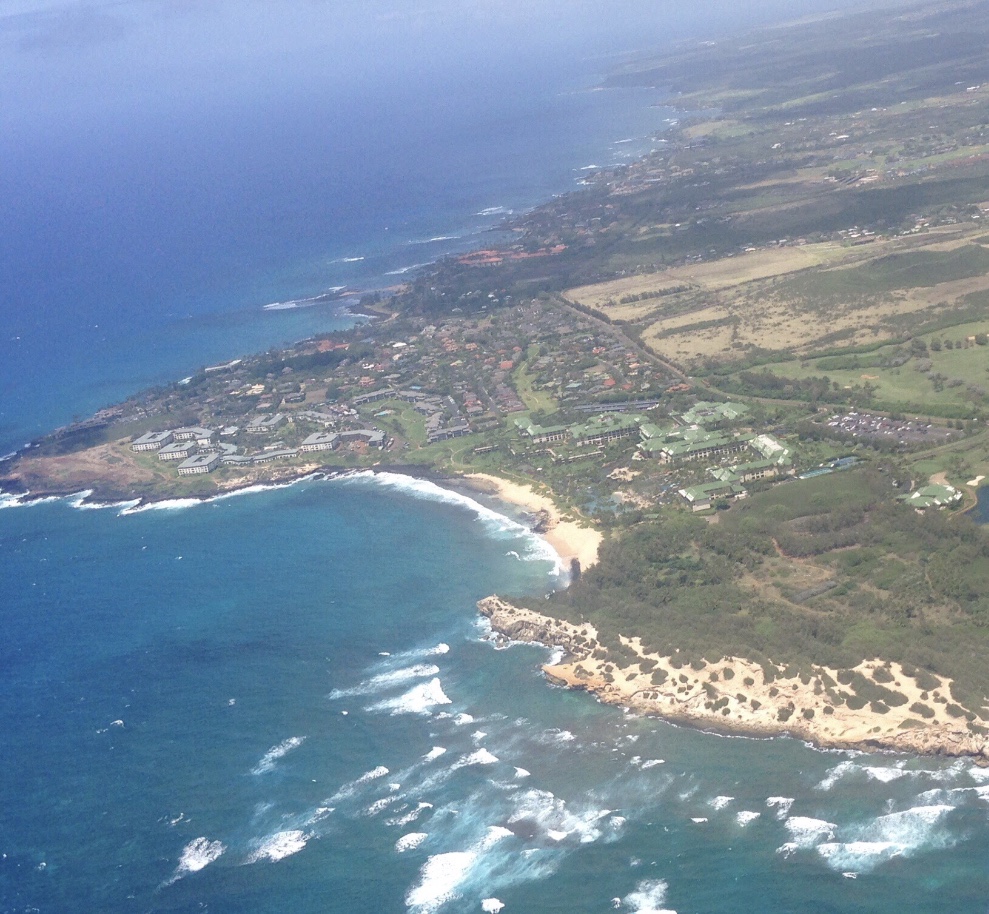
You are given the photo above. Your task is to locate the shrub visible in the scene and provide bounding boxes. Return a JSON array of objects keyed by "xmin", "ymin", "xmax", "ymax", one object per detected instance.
[{"xmin": 909, "ymin": 702, "xmax": 936, "ymax": 719}]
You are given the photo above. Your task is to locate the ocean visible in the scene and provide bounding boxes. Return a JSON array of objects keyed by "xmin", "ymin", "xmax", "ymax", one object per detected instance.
[{"xmin": 2, "ymin": 2, "xmax": 988, "ymax": 912}]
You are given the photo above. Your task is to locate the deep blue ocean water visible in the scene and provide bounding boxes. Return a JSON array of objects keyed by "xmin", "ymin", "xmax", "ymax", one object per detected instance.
[
  {"xmin": 3, "ymin": 2, "xmax": 989, "ymax": 911},
  {"xmin": 3, "ymin": 476, "xmax": 989, "ymax": 913}
]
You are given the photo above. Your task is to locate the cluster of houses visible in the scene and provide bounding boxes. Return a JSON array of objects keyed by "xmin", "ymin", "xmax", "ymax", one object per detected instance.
[
  {"xmin": 351, "ymin": 387, "xmax": 471, "ymax": 443},
  {"xmin": 131, "ymin": 420, "xmax": 385, "ymax": 476}
]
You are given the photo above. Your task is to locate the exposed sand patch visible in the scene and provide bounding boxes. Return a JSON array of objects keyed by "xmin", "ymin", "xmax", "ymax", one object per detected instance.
[{"xmin": 464, "ymin": 473, "xmax": 602, "ymax": 570}]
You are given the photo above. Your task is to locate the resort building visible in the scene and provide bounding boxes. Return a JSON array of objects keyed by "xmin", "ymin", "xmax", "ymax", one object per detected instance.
[
  {"xmin": 299, "ymin": 432, "xmax": 340, "ymax": 452},
  {"xmin": 157, "ymin": 441, "xmax": 198, "ymax": 461},
  {"xmin": 246, "ymin": 413, "xmax": 287, "ymax": 434},
  {"xmin": 338, "ymin": 429, "xmax": 386, "ymax": 448},
  {"xmin": 639, "ymin": 427, "xmax": 751, "ymax": 463},
  {"xmin": 678, "ymin": 481, "xmax": 745, "ymax": 512},
  {"xmin": 514, "ymin": 418, "xmax": 568, "ymax": 444},
  {"xmin": 569, "ymin": 413, "xmax": 642, "ymax": 446},
  {"xmin": 251, "ymin": 448, "xmax": 299, "ymax": 465},
  {"xmin": 130, "ymin": 430, "xmax": 174, "ymax": 452},
  {"xmin": 176, "ymin": 453, "xmax": 220, "ymax": 476},
  {"xmin": 680, "ymin": 401, "xmax": 749, "ymax": 426},
  {"xmin": 172, "ymin": 426, "xmax": 215, "ymax": 445},
  {"xmin": 709, "ymin": 460, "xmax": 781, "ymax": 485}
]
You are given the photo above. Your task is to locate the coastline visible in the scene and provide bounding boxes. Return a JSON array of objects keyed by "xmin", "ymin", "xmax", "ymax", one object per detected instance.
[
  {"xmin": 478, "ymin": 595, "xmax": 989, "ymax": 762},
  {"xmin": 460, "ymin": 472, "xmax": 603, "ymax": 571}
]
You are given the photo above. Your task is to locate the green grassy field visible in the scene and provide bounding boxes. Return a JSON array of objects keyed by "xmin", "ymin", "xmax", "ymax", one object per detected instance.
[{"xmin": 732, "ymin": 319, "xmax": 989, "ymax": 414}]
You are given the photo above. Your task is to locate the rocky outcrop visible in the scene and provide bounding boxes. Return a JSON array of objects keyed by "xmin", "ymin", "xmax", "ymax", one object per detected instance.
[
  {"xmin": 478, "ymin": 595, "xmax": 989, "ymax": 763},
  {"xmin": 477, "ymin": 596, "xmax": 596, "ymax": 658}
]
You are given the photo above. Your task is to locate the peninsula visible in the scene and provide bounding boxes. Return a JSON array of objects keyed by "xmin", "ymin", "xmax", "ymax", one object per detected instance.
[{"xmin": 7, "ymin": 0, "xmax": 989, "ymax": 758}]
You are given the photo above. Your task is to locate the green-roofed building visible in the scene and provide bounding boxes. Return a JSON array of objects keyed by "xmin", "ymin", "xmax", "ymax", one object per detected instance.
[
  {"xmin": 569, "ymin": 413, "xmax": 643, "ymax": 446},
  {"xmin": 898, "ymin": 484, "xmax": 963, "ymax": 509},
  {"xmin": 514, "ymin": 417, "xmax": 568, "ymax": 443},
  {"xmin": 749, "ymin": 433, "xmax": 794, "ymax": 466},
  {"xmin": 639, "ymin": 426, "xmax": 752, "ymax": 463},
  {"xmin": 678, "ymin": 481, "xmax": 746, "ymax": 512},
  {"xmin": 680, "ymin": 400, "xmax": 750, "ymax": 426},
  {"xmin": 709, "ymin": 459, "xmax": 782, "ymax": 484}
]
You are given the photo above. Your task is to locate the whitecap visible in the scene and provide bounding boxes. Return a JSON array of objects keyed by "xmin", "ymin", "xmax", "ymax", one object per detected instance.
[
  {"xmin": 245, "ymin": 830, "xmax": 309, "ymax": 863},
  {"xmin": 765, "ymin": 797, "xmax": 794, "ymax": 818},
  {"xmin": 329, "ymin": 664, "xmax": 441, "ymax": 699},
  {"xmin": 708, "ymin": 796, "xmax": 734, "ymax": 811},
  {"xmin": 507, "ymin": 788, "xmax": 616, "ymax": 845},
  {"xmin": 622, "ymin": 878, "xmax": 675, "ymax": 914},
  {"xmin": 423, "ymin": 747, "xmax": 447, "ymax": 762},
  {"xmin": 405, "ymin": 826, "xmax": 513, "ymax": 913},
  {"xmin": 816, "ymin": 760, "xmax": 855, "ymax": 791},
  {"xmin": 337, "ymin": 472, "xmax": 563, "ymax": 574},
  {"xmin": 386, "ymin": 802, "xmax": 434, "ymax": 827},
  {"xmin": 119, "ymin": 498, "xmax": 202, "ymax": 515},
  {"xmin": 167, "ymin": 837, "xmax": 225, "ymax": 883},
  {"xmin": 451, "ymin": 748, "xmax": 499, "ymax": 769},
  {"xmin": 640, "ymin": 759, "xmax": 665, "ymax": 770},
  {"xmin": 514, "ymin": 767, "xmax": 531, "ymax": 779},
  {"xmin": 330, "ymin": 765, "xmax": 391, "ymax": 802},
  {"xmin": 690, "ymin": 818, "xmax": 708, "ymax": 824},
  {"xmin": 366, "ymin": 797, "xmax": 397, "ymax": 816},
  {"xmin": 452, "ymin": 713, "xmax": 475, "ymax": 726},
  {"xmin": 782, "ymin": 816, "xmax": 837, "ymax": 848},
  {"xmin": 863, "ymin": 766, "xmax": 910, "ymax": 783},
  {"xmin": 817, "ymin": 840, "xmax": 902, "ymax": 871},
  {"xmin": 252, "ymin": 736, "xmax": 306, "ymax": 775},
  {"xmin": 367, "ymin": 678, "xmax": 452, "ymax": 715},
  {"xmin": 385, "ymin": 262, "xmax": 431, "ymax": 276},
  {"xmin": 736, "ymin": 811, "xmax": 761, "ymax": 827},
  {"xmin": 396, "ymin": 832, "xmax": 428, "ymax": 853},
  {"xmin": 482, "ymin": 899, "xmax": 505, "ymax": 913}
]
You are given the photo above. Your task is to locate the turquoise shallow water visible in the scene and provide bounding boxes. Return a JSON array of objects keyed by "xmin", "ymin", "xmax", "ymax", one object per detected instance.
[{"xmin": 2, "ymin": 475, "xmax": 988, "ymax": 913}]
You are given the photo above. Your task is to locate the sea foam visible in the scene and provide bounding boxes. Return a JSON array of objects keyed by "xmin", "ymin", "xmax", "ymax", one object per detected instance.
[
  {"xmin": 405, "ymin": 826, "xmax": 513, "ymax": 913},
  {"xmin": 252, "ymin": 736, "xmax": 306, "ymax": 775},
  {"xmin": 367, "ymin": 678, "xmax": 452, "ymax": 715},
  {"xmin": 166, "ymin": 837, "xmax": 226, "ymax": 884},
  {"xmin": 330, "ymin": 664, "xmax": 441, "ymax": 699},
  {"xmin": 339, "ymin": 472, "xmax": 563, "ymax": 573},
  {"xmin": 622, "ymin": 878, "xmax": 675, "ymax": 914},
  {"xmin": 245, "ymin": 830, "xmax": 309, "ymax": 863}
]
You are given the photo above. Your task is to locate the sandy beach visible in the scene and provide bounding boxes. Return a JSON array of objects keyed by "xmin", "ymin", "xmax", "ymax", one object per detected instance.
[{"xmin": 462, "ymin": 472, "xmax": 603, "ymax": 570}]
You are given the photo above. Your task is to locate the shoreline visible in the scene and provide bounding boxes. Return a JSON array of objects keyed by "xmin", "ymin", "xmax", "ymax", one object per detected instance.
[
  {"xmin": 477, "ymin": 596, "xmax": 989, "ymax": 762},
  {"xmin": 459, "ymin": 472, "xmax": 603, "ymax": 571},
  {"xmin": 0, "ymin": 464, "xmax": 601, "ymax": 579}
]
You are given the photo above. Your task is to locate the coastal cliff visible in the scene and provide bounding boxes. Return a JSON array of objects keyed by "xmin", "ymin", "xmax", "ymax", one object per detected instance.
[{"xmin": 478, "ymin": 596, "xmax": 989, "ymax": 762}]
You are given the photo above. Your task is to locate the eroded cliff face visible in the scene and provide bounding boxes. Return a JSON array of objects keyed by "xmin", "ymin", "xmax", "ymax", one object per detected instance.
[{"xmin": 477, "ymin": 596, "xmax": 989, "ymax": 763}]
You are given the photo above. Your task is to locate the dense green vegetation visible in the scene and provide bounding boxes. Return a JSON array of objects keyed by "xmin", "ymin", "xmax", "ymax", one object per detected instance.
[{"xmin": 538, "ymin": 470, "xmax": 989, "ymax": 713}]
